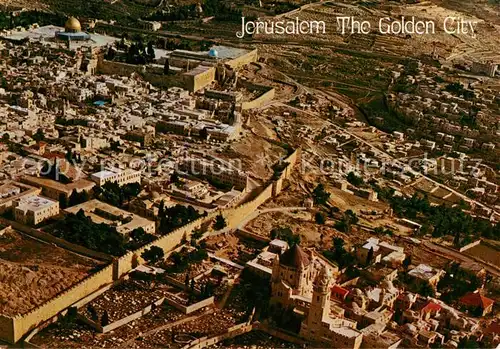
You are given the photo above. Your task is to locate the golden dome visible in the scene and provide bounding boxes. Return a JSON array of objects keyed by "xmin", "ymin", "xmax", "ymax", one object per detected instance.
[{"xmin": 65, "ymin": 17, "xmax": 82, "ymax": 33}]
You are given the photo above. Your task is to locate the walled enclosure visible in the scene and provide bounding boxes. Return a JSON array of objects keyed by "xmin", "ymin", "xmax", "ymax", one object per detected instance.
[{"xmin": 0, "ymin": 149, "xmax": 300, "ymax": 344}]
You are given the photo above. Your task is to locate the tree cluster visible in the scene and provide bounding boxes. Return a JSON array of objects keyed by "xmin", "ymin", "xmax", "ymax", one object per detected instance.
[
  {"xmin": 312, "ymin": 183, "xmax": 330, "ymax": 205},
  {"xmin": 322, "ymin": 237, "xmax": 354, "ymax": 269},
  {"xmin": 127, "ymin": 227, "xmax": 156, "ymax": 250},
  {"xmin": 438, "ymin": 262, "xmax": 481, "ymax": 305},
  {"xmin": 94, "ymin": 182, "xmax": 141, "ymax": 208},
  {"xmin": 213, "ymin": 213, "xmax": 227, "ymax": 231},
  {"xmin": 124, "ymin": 40, "xmax": 156, "ymax": 65},
  {"xmin": 346, "ymin": 171, "xmax": 364, "ymax": 187},
  {"xmin": 334, "ymin": 210, "xmax": 359, "ymax": 234},
  {"xmin": 169, "ymin": 247, "xmax": 208, "ymax": 273},
  {"xmin": 389, "ymin": 193, "xmax": 499, "ymax": 241},
  {"xmin": 53, "ymin": 209, "xmax": 126, "ymax": 256},
  {"xmin": 141, "ymin": 245, "xmax": 164, "ymax": 263},
  {"xmin": 158, "ymin": 203, "xmax": 202, "ymax": 234},
  {"xmin": 270, "ymin": 226, "xmax": 300, "ymax": 246}
]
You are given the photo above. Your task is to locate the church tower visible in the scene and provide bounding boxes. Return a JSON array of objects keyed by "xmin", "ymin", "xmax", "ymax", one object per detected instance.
[{"xmin": 300, "ymin": 265, "xmax": 332, "ymax": 339}]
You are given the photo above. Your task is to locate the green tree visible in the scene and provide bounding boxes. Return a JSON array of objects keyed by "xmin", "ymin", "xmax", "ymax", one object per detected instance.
[
  {"xmin": 192, "ymin": 228, "xmax": 204, "ymax": 240},
  {"xmin": 33, "ymin": 128, "xmax": 45, "ymax": 142},
  {"xmin": 315, "ymin": 212, "xmax": 325, "ymax": 224},
  {"xmin": 59, "ymin": 193, "xmax": 68, "ymax": 209},
  {"xmin": 141, "ymin": 246, "xmax": 164, "ymax": 263},
  {"xmin": 403, "ymin": 254, "xmax": 412, "ymax": 271},
  {"xmin": 313, "ymin": 183, "xmax": 330, "ymax": 205},
  {"xmin": 366, "ymin": 246, "xmax": 374, "ymax": 265},
  {"xmin": 270, "ymin": 226, "xmax": 300, "ymax": 246},
  {"xmin": 346, "ymin": 172, "xmax": 364, "ymax": 187},
  {"xmin": 213, "ymin": 213, "xmax": 226, "ymax": 230},
  {"xmin": 128, "ymin": 228, "xmax": 155, "ymax": 249},
  {"xmin": 418, "ymin": 282, "xmax": 436, "ymax": 297},
  {"xmin": 101, "ymin": 310, "xmax": 109, "ymax": 326}
]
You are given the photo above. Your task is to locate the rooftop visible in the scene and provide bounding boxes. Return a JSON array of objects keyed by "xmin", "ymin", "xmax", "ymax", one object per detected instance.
[
  {"xmin": 459, "ymin": 292, "xmax": 494, "ymax": 309},
  {"xmin": 16, "ymin": 195, "xmax": 57, "ymax": 212},
  {"xmin": 279, "ymin": 244, "xmax": 310, "ymax": 269},
  {"xmin": 408, "ymin": 264, "xmax": 442, "ymax": 280}
]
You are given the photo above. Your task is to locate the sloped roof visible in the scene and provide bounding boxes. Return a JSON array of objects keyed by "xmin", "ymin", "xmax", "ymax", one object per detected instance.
[
  {"xmin": 459, "ymin": 292, "xmax": 494, "ymax": 309},
  {"xmin": 280, "ymin": 244, "xmax": 310, "ymax": 269},
  {"xmin": 332, "ymin": 285, "xmax": 349, "ymax": 298},
  {"xmin": 420, "ymin": 301, "xmax": 442, "ymax": 313}
]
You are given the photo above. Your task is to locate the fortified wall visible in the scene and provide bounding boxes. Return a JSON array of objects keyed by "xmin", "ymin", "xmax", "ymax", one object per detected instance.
[{"xmin": 0, "ymin": 149, "xmax": 300, "ymax": 344}]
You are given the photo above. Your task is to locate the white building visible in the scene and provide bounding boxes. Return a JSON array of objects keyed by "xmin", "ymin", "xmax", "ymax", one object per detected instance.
[
  {"xmin": 91, "ymin": 168, "xmax": 141, "ymax": 187},
  {"xmin": 14, "ymin": 195, "xmax": 59, "ymax": 225}
]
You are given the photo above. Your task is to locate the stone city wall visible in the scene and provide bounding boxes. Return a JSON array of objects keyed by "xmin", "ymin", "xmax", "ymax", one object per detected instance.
[
  {"xmin": 238, "ymin": 80, "xmax": 275, "ymax": 110},
  {"xmin": 0, "ymin": 149, "xmax": 300, "ymax": 344},
  {"xmin": 98, "ymin": 59, "xmax": 146, "ymax": 76},
  {"xmin": 5, "ymin": 265, "xmax": 114, "ymax": 343},
  {"xmin": 458, "ymin": 239, "xmax": 481, "ymax": 253},
  {"xmin": 225, "ymin": 49, "xmax": 258, "ymax": 69}
]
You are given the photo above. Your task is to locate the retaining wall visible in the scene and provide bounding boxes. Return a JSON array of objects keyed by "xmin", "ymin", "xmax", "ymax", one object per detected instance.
[
  {"xmin": 458, "ymin": 240, "xmax": 481, "ymax": 252},
  {"xmin": 98, "ymin": 60, "xmax": 146, "ymax": 76},
  {"xmin": 241, "ymin": 88, "xmax": 275, "ymax": 110},
  {"xmin": 182, "ymin": 322, "xmax": 254, "ymax": 349}
]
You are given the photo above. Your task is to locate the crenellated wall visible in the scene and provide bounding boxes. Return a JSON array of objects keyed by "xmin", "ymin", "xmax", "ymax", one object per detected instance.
[
  {"xmin": 6, "ymin": 265, "xmax": 114, "ymax": 343},
  {"xmin": 1, "ymin": 149, "xmax": 301, "ymax": 344}
]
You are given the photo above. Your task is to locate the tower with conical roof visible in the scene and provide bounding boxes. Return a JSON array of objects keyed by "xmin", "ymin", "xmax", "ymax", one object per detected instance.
[{"xmin": 270, "ymin": 244, "xmax": 315, "ymax": 306}]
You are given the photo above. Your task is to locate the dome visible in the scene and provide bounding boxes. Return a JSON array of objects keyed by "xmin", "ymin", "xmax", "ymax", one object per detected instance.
[
  {"xmin": 65, "ymin": 17, "xmax": 82, "ymax": 33},
  {"xmin": 208, "ymin": 48, "xmax": 218, "ymax": 58}
]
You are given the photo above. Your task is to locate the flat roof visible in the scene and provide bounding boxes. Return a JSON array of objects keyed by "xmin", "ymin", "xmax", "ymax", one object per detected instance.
[
  {"xmin": 210, "ymin": 45, "xmax": 251, "ymax": 60},
  {"xmin": 16, "ymin": 195, "xmax": 57, "ymax": 212},
  {"xmin": 64, "ymin": 199, "xmax": 154, "ymax": 235},
  {"xmin": 23, "ymin": 175, "xmax": 95, "ymax": 194},
  {"xmin": 91, "ymin": 170, "xmax": 116, "ymax": 179},
  {"xmin": 409, "ymin": 264, "xmax": 441, "ymax": 280},
  {"xmin": 183, "ymin": 64, "xmax": 214, "ymax": 76}
]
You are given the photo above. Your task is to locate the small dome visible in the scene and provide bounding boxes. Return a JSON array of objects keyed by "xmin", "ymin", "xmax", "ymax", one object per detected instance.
[
  {"xmin": 65, "ymin": 17, "xmax": 82, "ymax": 33},
  {"xmin": 208, "ymin": 48, "xmax": 218, "ymax": 58}
]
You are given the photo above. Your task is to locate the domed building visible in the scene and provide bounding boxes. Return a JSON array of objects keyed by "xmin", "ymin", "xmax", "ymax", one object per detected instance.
[
  {"xmin": 208, "ymin": 48, "xmax": 218, "ymax": 58},
  {"xmin": 56, "ymin": 17, "xmax": 91, "ymax": 41}
]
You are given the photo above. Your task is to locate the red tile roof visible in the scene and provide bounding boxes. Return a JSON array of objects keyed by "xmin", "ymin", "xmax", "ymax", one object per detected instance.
[
  {"xmin": 459, "ymin": 292, "xmax": 494, "ymax": 309},
  {"xmin": 331, "ymin": 285, "xmax": 349, "ymax": 298},
  {"xmin": 485, "ymin": 321, "xmax": 500, "ymax": 335},
  {"xmin": 419, "ymin": 301, "xmax": 442, "ymax": 313}
]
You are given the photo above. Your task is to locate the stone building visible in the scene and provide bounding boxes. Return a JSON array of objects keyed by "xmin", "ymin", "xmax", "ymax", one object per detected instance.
[
  {"xmin": 270, "ymin": 245, "xmax": 362, "ymax": 349},
  {"xmin": 14, "ymin": 195, "xmax": 59, "ymax": 225}
]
